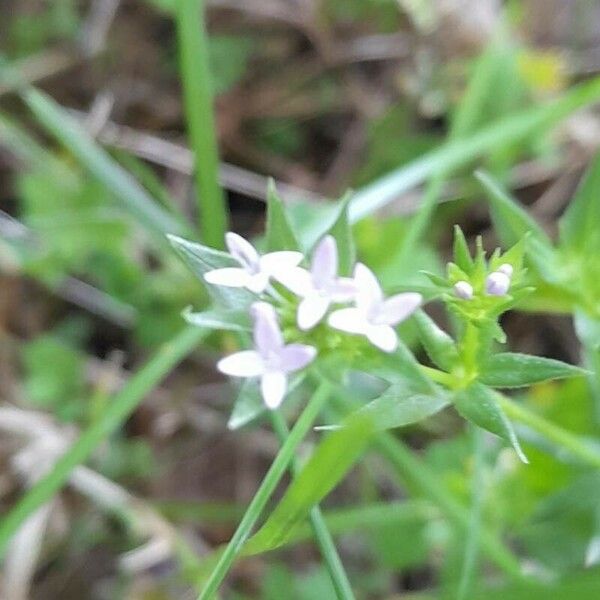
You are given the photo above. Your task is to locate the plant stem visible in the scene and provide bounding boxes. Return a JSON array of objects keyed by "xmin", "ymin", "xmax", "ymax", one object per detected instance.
[
  {"xmin": 176, "ymin": 0, "xmax": 228, "ymax": 248},
  {"xmin": 498, "ymin": 395, "xmax": 600, "ymax": 469},
  {"xmin": 0, "ymin": 326, "xmax": 206, "ymax": 560},
  {"xmin": 457, "ymin": 425, "xmax": 485, "ymax": 600},
  {"xmin": 270, "ymin": 411, "xmax": 355, "ymax": 600},
  {"xmin": 198, "ymin": 381, "xmax": 332, "ymax": 600}
]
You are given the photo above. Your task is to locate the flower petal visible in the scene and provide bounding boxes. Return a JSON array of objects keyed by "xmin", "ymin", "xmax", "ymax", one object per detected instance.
[
  {"xmin": 260, "ymin": 251, "xmax": 303, "ymax": 275},
  {"xmin": 252, "ymin": 302, "xmax": 284, "ymax": 355},
  {"xmin": 485, "ymin": 271, "xmax": 510, "ymax": 296},
  {"xmin": 261, "ymin": 371, "xmax": 287, "ymax": 409},
  {"xmin": 327, "ymin": 277, "xmax": 357, "ymax": 302},
  {"xmin": 372, "ymin": 292, "xmax": 422, "ymax": 325},
  {"xmin": 225, "ymin": 232, "xmax": 260, "ymax": 269},
  {"xmin": 217, "ymin": 350, "xmax": 264, "ymax": 377},
  {"xmin": 279, "ymin": 344, "xmax": 317, "ymax": 372},
  {"xmin": 328, "ymin": 307, "xmax": 369, "ymax": 335},
  {"xmin": 297, "ymin": 295, "xmax": 330, "ymax": 330},
  {"xmin": 366, "ymin": 324, "xmax": 398, "ymax": 352},
  {"xmin": 311, "ymin": 235, "xmax": 337, "ymax": 287},
  {"xmin": 353, "ymin": 263, "xmax": 383, "ymax": 312},
  {"xmin": 274, "ymin": 266, "xmax": 314, "ymax": 297},
  {"xmin": 246, "ymin": 272, "xmax": 270, "ymax": 294},
  {"xmin": 204, "ymin": 267, "xmax": 251, "ymax": 288}
]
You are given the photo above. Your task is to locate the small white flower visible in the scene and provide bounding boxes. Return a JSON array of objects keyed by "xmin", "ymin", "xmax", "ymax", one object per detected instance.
[
  {"xmin": 485, "ymin": 271, "xmax": 511, "ymax": 296},
  {"xmin": 328, "ymin": 263, "xmax": 422, "ymax": 353},
  {"xmin": 275, "ymin": 235, "xmax": 356, "ymax": 330},
  {"xmin": 217, "ymin": 302, "xmax": 316, "ymax": 409},
  {"xmin": 204, "ymin": 232, "xmax": 303, "ymax": 294},
  {"xmin": 454, "ymin": 280, "xmax": 474, "ymax": 300},
  {"xmin": 497, "ymin": 263, "xmax": 513, "ymax": 277}
]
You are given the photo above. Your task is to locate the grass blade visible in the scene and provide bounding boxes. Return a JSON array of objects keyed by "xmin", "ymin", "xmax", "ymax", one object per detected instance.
[
  {"xmin": 0, "ymin": 326, "xmax": 206, "ymax": 560},
  {"xmin": 348, "ymin": 75, "xmax": 600, "ymax": 222},
  {"xmin": 21, "ymin": 87, "xmax": 192, "ymax": 240},
  {"xmin": 269, "ymin": 411, "xmax": 355, "ymax": 600},
  {"xmin": 198, "ymin": 380, "xmax": 333, "ymax": 599},
  {"xmin": 176, "ymin": 0, "xmax": 228, "ymax": 247}
]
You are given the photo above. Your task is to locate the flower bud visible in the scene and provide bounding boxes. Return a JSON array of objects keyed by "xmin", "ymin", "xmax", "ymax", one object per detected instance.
[
  {"xmin": 454, "ymin": 280, "xmax": 474, "ymax": 300},
  {"xmin": 486, "ymin": 271, "xmax": 510, "ymax": 296},
  {"xmin": 497, "ymin": 263, "xmax": 513, "ymax": 277}
]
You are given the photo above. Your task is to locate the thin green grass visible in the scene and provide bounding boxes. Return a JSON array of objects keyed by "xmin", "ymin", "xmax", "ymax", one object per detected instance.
[
  {"xmin": 0, "ymin": 327, "xmax": 206, "ymax": 560},
  {"xmin": 270, "ymin": 410, "xmax": 355, "ymax": 600},
  {"xmin": 176, "ymin": 0, "xmax": 228, "ymax": 248},
  {"xmin": 197, "ymin": 380, "xmax": 332, "ymax": 599}
]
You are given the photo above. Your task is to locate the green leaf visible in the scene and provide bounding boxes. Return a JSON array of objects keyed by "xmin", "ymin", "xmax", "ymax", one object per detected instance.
[
  {"xmin": 357, "ymin": 379, "xmax": 450, "ymax": 431},
  {"xmin": 453, "ymin": 225, "xmax": 474, "ymax": 273},
  {"xmin": 168, "ymin": 234, "xmax": 254, "ymax": 308},
  {"xmin": 227, "ymin": 380, "xmax": 265, "ymax": 430},
  {"xmin": 413, "ymin": 310, "xmax": 459, "ymax": 371},
  {"xmin": 183, "ymin": 307, "xmax": 251, "ymax": 332},
  {"xmin": 480, "ymin": 353, "xmax": 586, "ymax": 388},
  {"xmin": 228, "ymin": 374, "xmax": 306, "ymax": 430},
  {"xmin": 324, "ymin": 192, "xmax": 355, "ymax": 276},
  {"xmin": 266, "ymin": 179, "xmax": 300, "ymax": 252},
  {"xmin": 244, "ymin": 411, "xmax": 376, "ymax": 554},
  {"xmin": 22, "ymin": 88, "xmax": 190, "ymax": 241},
  {"xmin": 454, "ymin": 383, "xmax": 527, "ymax": 463},
  {"xmin": 559, "ymin": 151, "xmax": 600, "ymax": 251}
]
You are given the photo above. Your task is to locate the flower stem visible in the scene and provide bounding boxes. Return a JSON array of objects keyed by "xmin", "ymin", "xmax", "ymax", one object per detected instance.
[
  {"xmin": 270, "ymin": 411, "xmax": 355, "ymax": 600},
  {"xmin": 497, "ymin": 394, "xmax": 600, "ymax": 469},
  {"xmin": 197, "ymin": 381, "xmax": 332, "ymax": 600}
]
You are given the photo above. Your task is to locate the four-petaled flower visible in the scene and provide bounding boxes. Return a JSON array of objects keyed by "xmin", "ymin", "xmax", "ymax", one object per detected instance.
[
  {"xmin": 275, "ymin": 236, "xmax": 356, "ymax": 330},
  {"xmin": 217, "ymin": 302, "xmax": 316, "ymax": 409},
  {"xmin": 204, "ymin": 232, "xmax": 303, "ymax": 294},
  {"xmin": 328, "ymin": 263, "xmax": 422, "ymax": 352}
]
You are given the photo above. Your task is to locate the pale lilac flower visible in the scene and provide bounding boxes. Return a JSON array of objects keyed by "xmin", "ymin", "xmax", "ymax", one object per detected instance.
[
  {"xmin": 204, "ymin": 232, "xmax": 303, "ymax": 294},
  {"xmin": 497, "ymin": 263, "xmax": 513, "ymax": 277},
  {"xmin": 275, "ymin": 235, "xmax": 356, "ymax": 330},
  {"xmin": 217, "ymin": 302, "xmax": 316, "ymax": 409},
  {"xmin": 454, "ymin": 281, "xmax": 474, "ymax": 300},
  {"xmin": 486, "ymin": 271, "xmax": 511, "ymax": 296},
  {"xmin": 328, "ymin": 263, "xmax": 422, "ymax": 353}
]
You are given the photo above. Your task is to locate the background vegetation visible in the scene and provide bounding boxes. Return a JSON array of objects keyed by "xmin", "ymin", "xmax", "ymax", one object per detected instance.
[{"xmin": 2, "ymin": 0, "xmax": 600, "ymax": 598}]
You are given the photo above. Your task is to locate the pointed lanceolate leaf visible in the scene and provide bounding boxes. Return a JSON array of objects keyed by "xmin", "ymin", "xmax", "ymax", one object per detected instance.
[
  {"xmin": 227, "ymin": 380, "xmax": 265, "ymax": 430},
  {"xmin": 480, "ymin": 353, "xmax": 586, "ymax": 388},
  {"xmin": 266, "ymin": 179, "xmax": 300, "ymax": 252},
  {"xmin": 358, "ymin": 379, "xmax": 450, "ymax": 431},
  {"xmin": 168, "ymin": 234, "xmax": 254, "ymax": 308},
  {"xmin": 183, "ymin": 307, "xmax": 251, "ymax": 332},
  {"xmin": 454, "ymin": 383, "xmax": 528, "ymax": 463},
  {"xmin": 325, "ymin": 192, "xmax": 355, "ymax": 276},
  {"xmin": 559, "ymin": 151, "xmax": 600, "ymax": 251},
  {"xmin": 453, "ymin": 225, "xmax": 474, "ymax": 273},
  {"xmin": 244, "ymin": 411, "xmax": 376, "ymax": 553},
  {"xmin": 413, "ymin": 310, "xmax": 459, "ymax": 371},
  {"xmin": 227, "ymin": 374, "xmax": 306, "ymax": 430}
]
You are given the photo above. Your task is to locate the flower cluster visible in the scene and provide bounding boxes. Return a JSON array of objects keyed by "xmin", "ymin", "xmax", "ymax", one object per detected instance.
[
  {"xmin": 454, "ymin": 263, "xmax": 514, "ymax": 300},
  {"xmin": 204, "ymin": 232, "xmax": 423, "ymax": 408}
]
